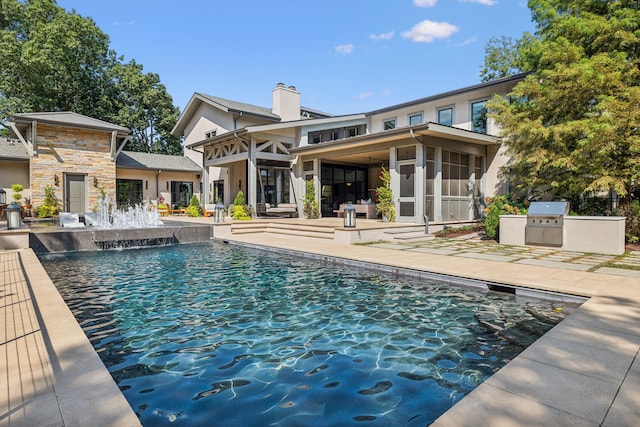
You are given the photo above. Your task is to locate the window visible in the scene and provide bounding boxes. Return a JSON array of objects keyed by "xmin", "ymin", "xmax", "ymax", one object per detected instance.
[
  {"xmin": 347, "ymin": 126, "xmax": 362, "ymax": 137},
  {"xmin": 471, "ymin": 100, "xmax": 487, "ymax": 134},
  {"xmin": 397, "ymin": 146, "xmax": 416, "ymax": 161},
  {"xmin": 441, "ymin": 150, "xmax": 469, "ymax": 198},
  {"xmin": 425, "ymin": 147, "xmax": 435, "ymax": 221},
  {"xmin": 205, "ymin": 129, "xmax": 217, "ymax": 139},
  {"xmin": 408, "ymin": 113, "xmax": 423, "ymax": 126},
  {"xmin": 383, "ymin": 119, "xmax": 396, "ymax": 131},
  {"xmin": 331, "ymin": 130, "xmax": 340, "ymax": 140},
  {"xmin": 212, "ymin": 180, "xmax": 224, "ymax": 203},
  {"xmin": 312, "ymin": 135, "xmax": 321, "ymax": 144},
  {"xmin": 116, "ymin": 179, "xmax": 143, "ymax": 207},
  {"xmin": 437, "ymin": 107, "xmax": 453, "ymax": 126},
  {"xmin": 171, "ymin": 181, "xmax": 193, "ymax": 208},
  {"xmin": 303, "ymin": 161, "xmax": 314, "ymax": 172}
]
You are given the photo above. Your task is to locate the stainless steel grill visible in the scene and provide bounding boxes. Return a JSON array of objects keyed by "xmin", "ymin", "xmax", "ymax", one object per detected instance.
[{"xmin": 524, "ymin": 201, "xmax": 570, "ymax": 247}]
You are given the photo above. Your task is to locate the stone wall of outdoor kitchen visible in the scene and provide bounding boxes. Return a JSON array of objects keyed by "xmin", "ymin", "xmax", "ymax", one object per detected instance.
[{"xmin": 30, "ymin": 124, "xmax": 116, "ymax": 210}]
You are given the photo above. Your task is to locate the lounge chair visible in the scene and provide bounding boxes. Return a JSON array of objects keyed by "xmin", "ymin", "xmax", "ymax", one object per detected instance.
[{"xmin": 60, "ymin": 212, "xmax": 85, "ymax": 228}]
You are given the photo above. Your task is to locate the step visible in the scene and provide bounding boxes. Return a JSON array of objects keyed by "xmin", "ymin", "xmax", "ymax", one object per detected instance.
[
  {"xmin": 267, "ymin": 223, "xmax": 335, "ymax": 235},
  {"xmin": 383, "ymin": 226, "xmax": 426, "ymax": 235},
  {"xmin": 391, "ymin": 232, "xmax": 435, "ymax": 242},
  {"xmin": 265, "ymin": 228, "xmax": 335, "ymax": 240}
]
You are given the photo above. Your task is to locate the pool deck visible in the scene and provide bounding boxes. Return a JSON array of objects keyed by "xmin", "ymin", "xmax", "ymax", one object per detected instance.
[{"xmin": 2, "ymin": 230, "xmax": 640, "ymax": 426}]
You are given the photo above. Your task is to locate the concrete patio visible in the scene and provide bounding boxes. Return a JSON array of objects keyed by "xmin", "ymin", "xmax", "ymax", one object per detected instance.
[{"xmin": 2, "ymin": 225, "xmax": 640, "ymax": 426}]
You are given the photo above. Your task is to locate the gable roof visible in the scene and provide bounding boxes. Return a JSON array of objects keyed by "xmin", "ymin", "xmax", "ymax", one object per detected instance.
[
  {"xmin": 0, "ymin": 137, "xmax": 29, "ymax": 160},
  {"xmin": 197, "ymin": 93, "xmax": 281, "ymax": 121},
  {"xmin": 171, "ymin": 93, "xmax": 281, "ymax": 136},
  {"xmin": 116, "ymin": 151, "xmax": 202, "ymax": 173},
  {"xmin": 11, "ymin": 112, "xmax": 130, "ymax": 135}
]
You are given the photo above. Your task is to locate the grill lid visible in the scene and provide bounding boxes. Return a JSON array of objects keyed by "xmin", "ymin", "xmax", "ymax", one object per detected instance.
[{"xmin": 527, "ymin": 201, "xmax": 570, "ymax": 217}]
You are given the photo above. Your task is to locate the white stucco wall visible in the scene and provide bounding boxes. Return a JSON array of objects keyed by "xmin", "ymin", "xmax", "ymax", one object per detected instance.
[
  {"xmin": 116, "ymin": 169, "xmax": 201, "ymax": 207},
  {"xmin": 0, "ymin": 160, "xmax": 31, "ymax": 204},
  {"xmin": 499, "ymin": 215, "xmax": 626, "ymax": 255}
]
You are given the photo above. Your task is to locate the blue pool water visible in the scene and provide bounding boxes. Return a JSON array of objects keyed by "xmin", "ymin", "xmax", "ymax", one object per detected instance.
[{"xmin": 39, "ymin": 242, "xmax": 571, "ymax": 426}]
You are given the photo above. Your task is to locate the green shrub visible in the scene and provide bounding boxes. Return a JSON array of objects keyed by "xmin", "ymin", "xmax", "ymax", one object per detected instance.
[
  {"xmin": 375, "ymin": 166, "xmax": 395, "ymax": 222},
  {"xmin": 483, "ymin": 194, "xmax": 528, "ymax": 240},
  {"xmin": 35, "ymin": 185, "xmax": 60, "ymax": 218},
  {"xmin": 615, "ymin": 200, "xmax": 640, "ymax": 244},
  {"xmin": 231, "ymin": 191, "xmax": 252, "ymax": 220},
  {"xmin": 185, "ymin": 205, "xmax": 200, "ymax": 217},
  {"xmin": 185, "ymin": 195, "xmax": 201, "ymax": 217},
  {"xmin": 303, "ymin": 180, "xmax": 319, "ymax": 219}
]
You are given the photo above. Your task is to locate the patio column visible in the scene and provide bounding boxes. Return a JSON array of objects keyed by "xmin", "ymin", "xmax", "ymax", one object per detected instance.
[
  {"xmin": 389, "ymin": 147, "xmax": 398, "ymax": 216},
  {"xmin": 415, "ymin": 144, "xmax": 425, "ymax": 223},
  {"xmin": 434, "ymin": 147, "xmax": 443, "ymax": 222},
  {"xmin": 248, "ymin": 137, "xmax": 257, "ymax": 209}
]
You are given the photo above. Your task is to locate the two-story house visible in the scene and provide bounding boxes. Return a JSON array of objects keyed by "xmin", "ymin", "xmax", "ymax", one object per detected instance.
[{"xmin": 173, "ymin": 74, "xmax": 524, "ymax": 224}]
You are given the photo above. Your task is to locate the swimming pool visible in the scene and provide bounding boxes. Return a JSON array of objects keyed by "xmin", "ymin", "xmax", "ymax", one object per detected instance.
[{"xmin": 39, "ymin": 242, "xmax": 571, "ymax": 426}]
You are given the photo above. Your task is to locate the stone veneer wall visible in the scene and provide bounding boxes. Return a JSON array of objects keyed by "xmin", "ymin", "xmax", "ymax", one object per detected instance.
[{"xmin": 30, "ymin": 124, "xmax": 116, "ymax": 210}]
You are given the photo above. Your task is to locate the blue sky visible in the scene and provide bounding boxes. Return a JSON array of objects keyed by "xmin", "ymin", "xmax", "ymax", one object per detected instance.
[{"xmin": 56, "ymin": 0, "xmax": 535, "ymax": 116}]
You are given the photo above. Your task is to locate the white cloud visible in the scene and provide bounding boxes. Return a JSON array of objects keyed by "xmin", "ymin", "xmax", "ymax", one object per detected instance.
[
  {"xmin": 457, "ymin": 36, "xmax": 477, "ymax": 47},
  {"xmin": 370, "ymin": 31, "xmax": 395, "ymax": 41},
  {"xmin": 358, "ymin": 92, "xmax": 373, "ymax": 99},
  {"xmin": 113, "ymin": 21, "xmax": 136, "ymax": 26},
  {"xmin": 414, "ymin": 0, "xmax": 437, "ymax": 7},
  {"xmin": 334, "ymin": 44, "xmax": 355, "ymax": 55},
  {"xmin": 402, "ymin": 20, "xmax": 459, "ymax": 43},
  {"xmin": 381, "ymin": 89, "xmax": 393, "ymax": 97},
  {"xmin": 460, "ymin": 0, "xmax": 497, "ymax": 5}
]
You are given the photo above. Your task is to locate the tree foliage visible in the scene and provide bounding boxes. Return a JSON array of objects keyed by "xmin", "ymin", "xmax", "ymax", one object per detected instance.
[
  {"xmin": 487, "ymin": 0, "xmax": 640, "ymax": 204},
  {"xmin": 0, "ymin": 0, "xmax": 181, "ymax": 154}
]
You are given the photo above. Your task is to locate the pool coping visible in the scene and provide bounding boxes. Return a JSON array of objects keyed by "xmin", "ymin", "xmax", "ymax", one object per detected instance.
[{"xmin": 4, "ymin": 233, "xmax": 640, "ymax": 426}]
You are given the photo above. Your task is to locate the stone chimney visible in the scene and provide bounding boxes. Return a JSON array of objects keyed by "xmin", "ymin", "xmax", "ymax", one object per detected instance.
[{"xmin": 272, "ymin": 83, "xmax": 300, "ymax": 122}]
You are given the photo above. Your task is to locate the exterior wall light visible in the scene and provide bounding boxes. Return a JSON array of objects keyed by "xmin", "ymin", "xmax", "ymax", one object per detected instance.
[
  {"xmin": 6, "ymin": 202, "xmax": 21, "ymax": 229},
  {"xmin": 94, "ymin": 176, "xmax": 99, "ymax": 187},
  {"xmin": 54, "ymin": 174, "xmax": 59, "ymax": 186},
  {"xmin": 344, "ymin": 204, "xmax": 356, "ymax": 228}
]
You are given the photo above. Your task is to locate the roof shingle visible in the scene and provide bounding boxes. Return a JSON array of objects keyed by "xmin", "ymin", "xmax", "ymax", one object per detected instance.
[{"xmin": 116, "ymin": 151, "xmax": 201, "ymax": 172}]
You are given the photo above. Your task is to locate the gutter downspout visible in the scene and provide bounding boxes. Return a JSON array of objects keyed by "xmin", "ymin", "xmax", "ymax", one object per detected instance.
[
  {"xmin": 156, "ymin": 170, "xmax": 162, "ymax": 201},
  {"xmin": 233, "ymin": 112, "xmax": 244, "ymax": 130}
]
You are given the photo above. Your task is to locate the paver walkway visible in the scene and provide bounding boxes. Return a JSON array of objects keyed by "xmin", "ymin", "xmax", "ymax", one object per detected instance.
[
  {"xmin": 0, "ymin": 249, "xmax": 140, "ymax": 427},
  {"xmin": 369, "ymin": 232, "xmax": 640, "ymax": 277}
]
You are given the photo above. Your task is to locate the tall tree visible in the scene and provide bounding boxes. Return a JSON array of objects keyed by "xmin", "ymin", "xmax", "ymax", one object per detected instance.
[
  {"xmin": 106, "ymin": 60, "xmax": 182, "ymax": 155},
  {"xmin": 0, "ymin": 0, "xmax": 113, "ymax": 117},
  {"xmin": 487, "ymin": 0, "xmax": 640, "ymax": 204},
  {"xmin": 0, "ymin": 0, "xmax": 181, "ymax": 155}
]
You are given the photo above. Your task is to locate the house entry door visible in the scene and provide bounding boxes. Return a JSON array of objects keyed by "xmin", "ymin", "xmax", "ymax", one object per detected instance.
[{"xmin": 65, "ymin": 174, "xmax": 86, "ymax": 213}]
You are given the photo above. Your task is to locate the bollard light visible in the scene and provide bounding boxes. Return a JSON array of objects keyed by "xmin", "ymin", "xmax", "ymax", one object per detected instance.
[
  {"xmin": 0, "ymin": 189, "xmax": 5, "ymax": 205},
  {"xmin": 343, "ymin": 204, "xmax": 356, "ymax": 228},
  {"xmin": 6, "ymin": 202, "xmax": 21, "ymax": 229},
  {"xmin": 214, "ymin": 203, "xmax": 225, "ymax": 223}
]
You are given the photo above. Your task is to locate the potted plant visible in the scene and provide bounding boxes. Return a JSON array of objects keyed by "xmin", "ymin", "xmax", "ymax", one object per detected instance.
[
  {"xmin": 375, "ymin": 166, "xmax": 395, "ymax": 222},
  {"xmin": 11, "ymin": 184, "xmax": 23, "ymax": 205}
]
